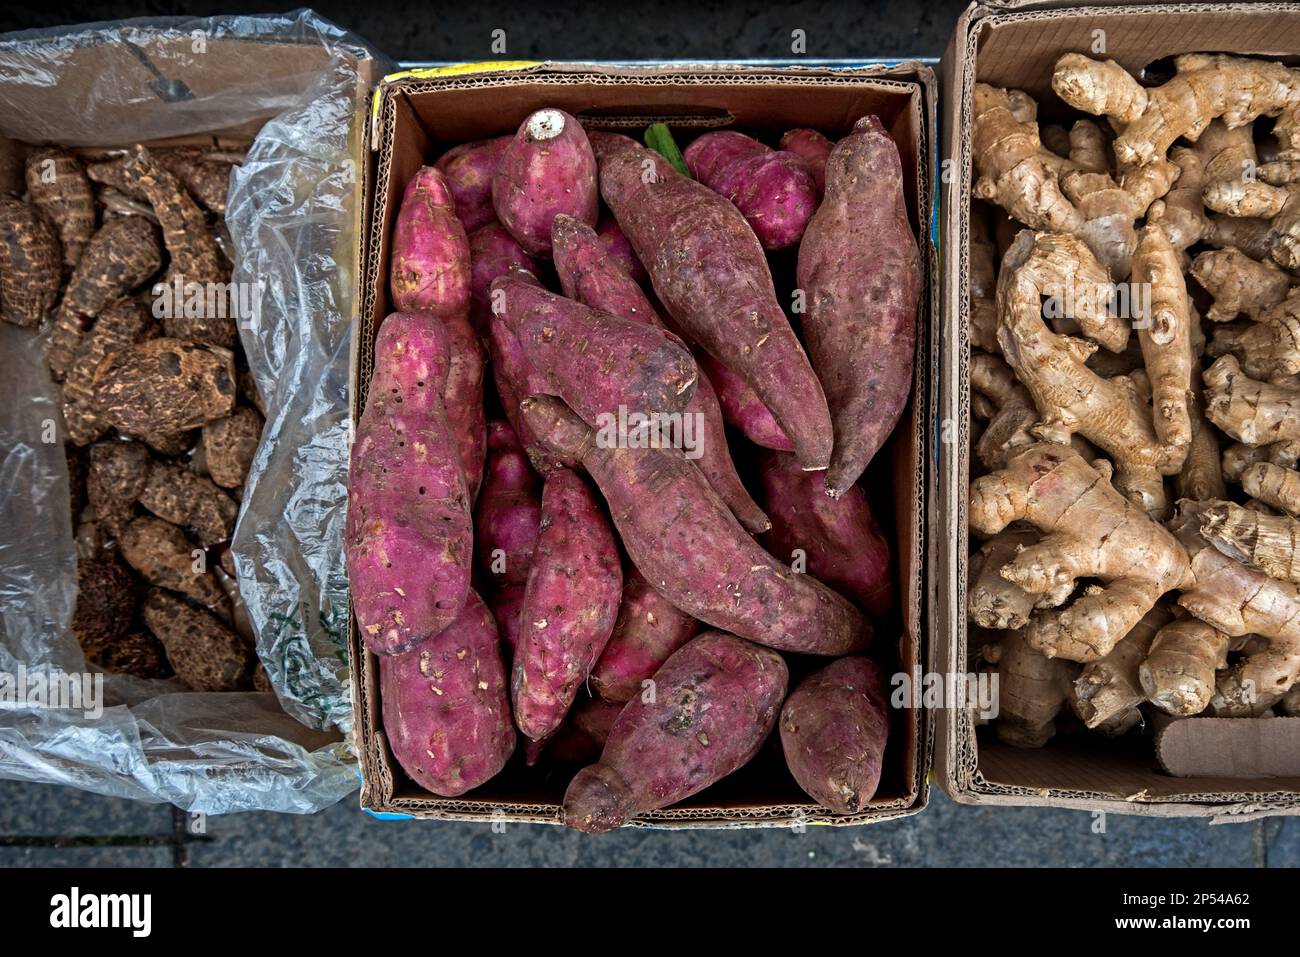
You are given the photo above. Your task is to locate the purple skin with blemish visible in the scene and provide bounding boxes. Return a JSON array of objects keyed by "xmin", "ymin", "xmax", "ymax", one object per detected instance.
[
  {"xmin": 346, "ymin": 312, "xmax": 472, "ymax": 655},
  {"xmin": 490, "ymin": 274, "xmax": 698, "ymax": 428},
  {"xmin": 779, "ymin": 128, "xmax": 834, "ymax": 195},
  {"xmin": 589, "ymin": 569, "xmax": 699, "ymax": 704},
  {"xmin": 389, "ymin": 167, "xmax": 472, "ymax": 320},
  {"xmin": 467, "ymin": 221, "xmax": 537, "ymax": 334},
  {"xmin": 492, "ymin": 108, "xmax": 599, "ymax": 258},
  {"xmin": 797, "ymin": 114, "xmax": 921, "ymax": 496},
  {"xmin": 595, "ymin": 214, "xmax": 647, "ymax": 284},
  {"xmin": 436, "ymin": 136, "xmax": 509, "ymax": 233},
  {"xmin": 474, "ymin": 420, "xmax": 542, "ymax": 588},
  {"xmin": 519, "ymin": 396, "xmax": 870, "ymax": 658},
  {"xmin": 759, "ymin": 450, "xmax": 894, "ymax": 619},
  {"xmin": 684, "ymin": 130, "xmax": 819, "ymax": 250},
  {"xmin": 380, "ymin": 590, "xmax": 515, "ymax": 797},
  {"xmin": 513, "ymin": 468, "xmax": 623, "ymax": 741},
  {"xmin": 550, "ymin": 212, "xmax": 769, "ymax": 534},
  {"xmin": 780, "ymin": 656, "xmax": 890, "ymax": 814},
  {"xmin": 597, "ymin": 140, "xmax": 832, "ymax": 470},
  {"xmin": 563, "ymin": 632, "xmax": 788, "ymax": 833}
]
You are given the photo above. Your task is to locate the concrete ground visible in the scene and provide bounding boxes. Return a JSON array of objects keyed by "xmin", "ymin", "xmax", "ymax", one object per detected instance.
[
  {"xmin": 0, "ymin": 777, "xmax": 1294, "ymax": 867},
  {"xmin": 0, "ymin": 1, "xmax": 1296, "ymax": 867}
]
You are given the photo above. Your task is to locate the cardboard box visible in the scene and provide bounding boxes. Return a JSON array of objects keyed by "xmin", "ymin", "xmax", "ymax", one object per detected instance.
[
  {"xmin": 938, "ymin": 1, "xmax": 1300, "ymax": 820},
  {"xmin": 351, "ymin": 61, "xmax": 937, "ymax": 826}
]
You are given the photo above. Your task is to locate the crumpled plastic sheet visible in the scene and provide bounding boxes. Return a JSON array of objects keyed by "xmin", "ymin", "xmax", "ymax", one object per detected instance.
[{"xmin": 0, "ymin": 11, "xmax": 387, "ymax": 814}]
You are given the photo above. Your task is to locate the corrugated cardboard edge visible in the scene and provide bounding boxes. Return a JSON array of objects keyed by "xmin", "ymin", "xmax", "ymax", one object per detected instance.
[
  {"xmin": 351, "ymin": 60, "xmax": 939, "ymax": 827},
  {"xmin": 935, "ymin": 2, "xmax": 1300, "ymax": 818}
]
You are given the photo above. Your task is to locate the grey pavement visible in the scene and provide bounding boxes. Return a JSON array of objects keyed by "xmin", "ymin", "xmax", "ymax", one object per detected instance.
[{"xmin": 0, "ymin": 776, "xmax": 1292, "ymax": 867}]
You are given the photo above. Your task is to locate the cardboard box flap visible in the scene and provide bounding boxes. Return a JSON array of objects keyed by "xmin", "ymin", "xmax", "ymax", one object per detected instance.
[{"xmin": 1156, "ymin": 718, "xmax": 1300, "ymax": 778}]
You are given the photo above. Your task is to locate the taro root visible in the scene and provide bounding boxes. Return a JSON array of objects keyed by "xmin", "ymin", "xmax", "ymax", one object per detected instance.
[
  {"xmin": 85, "ymin": 439, "xmax": 149, "ymax": 536},
  {"xmin": 141, "ymin": 589, "xmax": 251, "ymax": 692},
  {"xmin": 90, "ymin": 630, "xmax": 173, "ymax": 680},
  {"xmin": 25, "ymin": 148, "xmax": 96, "ymax": 271},
  {"xmin": 135, "ymin": 430, "xmax": 195, "ymax": 457},
  {"xmin": 156, "ymin": 148, "xmax": 235, "ymax": 215},
  {"xmin": 119, "ymin": 516, "xmax": 229, "ymax": 617},
  {"xmin": 0, "ymin": 196, "xmax": 62, "ymax": 328},
  {"xmin": 137, "ymin": 460, "xmax": 238, "ymax": 546},
  {"xmin": 71, "ymin": 559, "xmax": 135, "ymax": 652},
  {"xmin": 46, "ymin": 215, "xmax": 163, "ymax": 378},
  {"xmin": 63, "ymin": 297, "xmax": 152, "ymax": 445},
  {"xmin": 92, "ymin": 337, "xmax": 235, "ymax": 435},
  {"xmin": 202, "ymin": 407, "xmax": 263, "ymax": 488}
]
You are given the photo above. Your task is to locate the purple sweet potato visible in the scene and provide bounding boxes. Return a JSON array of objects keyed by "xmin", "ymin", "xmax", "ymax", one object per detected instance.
[
  {"xmin": 563, "ymin": 631, "xmax": 787, "ymax": 832},
  {"xmin": 683, "ymin": 130, "xmax": 819, "ymax": 250},
  {"xmin": 491, "ymin": 274, "xmax": 697, "ymax": 426},
  {"xmin": 474, "ymin": 420, "xmax": 541, "ymax": 587},
  {"xmin": 550, "ymin": 212, "xmax": 768, "ymax": 532},
  {"xmin": 380, "ymin": 589, "xmax": 514, "ymax": 796},
  {"xmin": 596, "ymin": 214, "xmax": 646, "ymax": 284},
  {"xmin": 492, "ymin": 108, "xmax": 598, "ymax": 257},
  {"xmin": 468, "ymin": 221, "xmax": 537, "ymax": 333},
  {"xmin": 590, "ymin": 570, "xmax": 699, "ymax": 703},
  {"xmin": 779, "ymin": 656, "xmax": 889, "ymax": 814},
  {"xmin": 759, "ymin": 450, "xmax": 894, "ymax": 618},
  {"xmin": 489, "ymin": 582, "xmax": 526, "ymax": 659},
  {"xmin": 513, "ymin": 467, "xmax": 622, "ymax": 740},
  {"xmin": 694, "ymin": 350, "xmax": 794, "ymax": 452},
  {"xmin": 798, "ymin": 115, "xmax": 921, "ymax": 496},
  {"xmin": 599, "ymin": 139, "xmax": 832, "ymax": 469},
  {"xmin": 389, "ymin": 166, "xmax": 472, "ymax": 320},
  {"xmin": 521, "ymin": 396, "xmax": 870, "ymax": 656},
  {"xmin": 442, "ymin": 309, "xmax": 487, "ymax": 500},
  {"xmin": 435, "ymin": 136, "xmax": 509, "ymax": 233},
  {"xmin": 779, "ymin": 128, "xmax": 834, "ymax": 195},
  {"xmin": 347, "ymin": 313, "xmax": 472, "ymax": 655},
  {"xmin": 486, "ymin": 268, "xmax": 570, "ymax": 474}
]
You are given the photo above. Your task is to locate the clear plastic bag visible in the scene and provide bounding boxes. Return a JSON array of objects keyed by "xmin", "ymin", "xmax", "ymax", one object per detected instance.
[{"xmin": 0, "ymin": 11, "xmax": 388, "ymax": 814}]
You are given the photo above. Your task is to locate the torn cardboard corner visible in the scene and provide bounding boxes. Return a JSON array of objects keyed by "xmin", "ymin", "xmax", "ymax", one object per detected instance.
[
  {"xmin": 1156, "ymin": 718, "xmax": 1300, "ymax": 779},
  {"xmin": 352, "ymin": 61, "xmax": 938, "ymax": 827}
]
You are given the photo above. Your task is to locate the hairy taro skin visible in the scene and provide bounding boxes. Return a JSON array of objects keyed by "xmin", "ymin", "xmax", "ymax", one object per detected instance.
[
  {"xmin": 759, "ymin": 450, "xmax": 894, "ymax": 619},
  {"xmin": 492, "ymin": 274, "xmax": 697, "ymax": 427},
  {"xmin": 521, "ymin": 396, "xmax": 870, "ymax": 656},
  {"xmin": 797, "ymin": 115, "xmax": 921, "ymax": 496},
  {"xmin": 389, "ymin": 166, "xmax": 472, "ymax": 320},
  {"xmin": 141, "ymin": 589, "xmax": 250, "ymax": 692},
  {"xmin": 380, "ymin": 590, "xmax": 514, "ymax": 797},
  {"xmin": 436, "ymin": 136, "xmax": 510, "ymax": 233},
  {"xmin": 513, "ymin": 468, "xmax": 623, "ymax": 741},
  {"xmin": 347, "ymin": 313, "xmax": 473, "ymax": 656},
  {"xmin": 780, "ymin": 656, "xmax": 890, "ymax": 814},
  {"xmin": 474, "ymin": 420, "xmax": 542, "ymax": 587},
  {"xmin": 684, "ymin": 131, "xmax": 819, "ymax": 250},
  {"xmin": 563, "ymin": 631, "xmax": 788, "ymax": 833},
  {"xmin": 0, "ymin": 196, "xmax": 63, "ymax": 326},
  {"xmin": 550, "ymin": 212, "xmax": 768, "ymax": 533},
  {"xmin": 779, "ymin": 128, "xmax": 834, "ymax": 195},
  {"xmin": 598, "ymin": 140, "xmax": 832, "ymax": 470},
  {"xmin": 25, "ymin": 148, "xmax": 96, "ymax": 271},
  {"xmin": 590, "ymin": 570, "xmax": 699, "ymax": 703},
  {"xmin": 91, "ymin": 337, "xmax": 236, "ymax": 436},
  {"xmin": 492, "ymin": 108, "xmax": 599, "ymax": 258},
  {"xmin": 467, "ymin": 221, "xmax": 537, "ymax": 333}
]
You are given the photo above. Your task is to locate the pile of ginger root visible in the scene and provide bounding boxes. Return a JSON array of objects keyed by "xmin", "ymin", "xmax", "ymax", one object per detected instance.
[{"xmin": 966, "ymin": 51, "xmax": 1300, "ymax": 748}]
